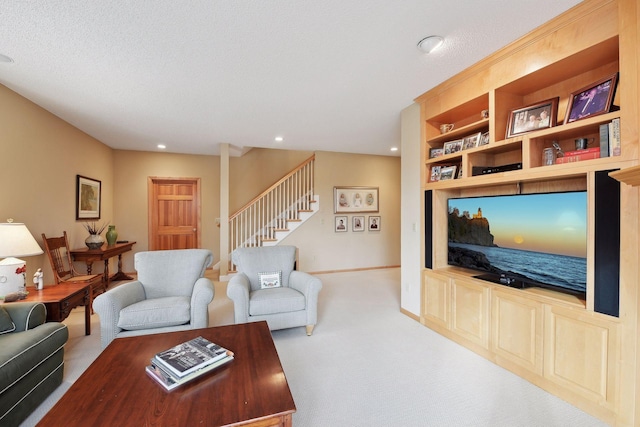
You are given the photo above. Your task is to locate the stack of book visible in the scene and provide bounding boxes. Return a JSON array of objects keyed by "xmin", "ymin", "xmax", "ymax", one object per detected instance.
[
  {"xmin": 145, "ymin": 336, "xmax": 234, "ymax": 391},
  {"xmin": 555, "ymin": 147, "xmax": 601, "ymax": 164}
]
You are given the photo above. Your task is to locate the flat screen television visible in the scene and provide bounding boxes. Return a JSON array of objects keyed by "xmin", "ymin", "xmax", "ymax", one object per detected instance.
[{"xmin": 447, "ymin": 191, "xmax": 587, "ymax": 299}]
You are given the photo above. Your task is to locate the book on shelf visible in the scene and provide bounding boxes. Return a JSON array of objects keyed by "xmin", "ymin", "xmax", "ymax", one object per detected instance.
[
  {"xmin": 599, "ymin": 123, "xmax": 609, "ymax": 157},
  {"xmin": 609, "ymin": 117, "xmax": 621, "ymax": 156},
  {"xmin": 153, "ymin": 336, "xmax": 234, "ymax": 379},
  {"xmin": 562, "ymin": 147, "xmax": 601, "ymax": 157},
  {"xmin": 555, "ymin": 151, "xmax": 601, "ymax": 164},
  {"xmin": 146, "ymin": 354, "xmax": 234, "ymax": 391}
]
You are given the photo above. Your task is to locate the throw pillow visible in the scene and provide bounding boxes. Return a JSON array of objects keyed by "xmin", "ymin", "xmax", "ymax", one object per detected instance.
[
  {"xmin": 0, "ymin": 306, "xmax": 16, "ymax": 335},
  {"xmin": 258, "ymin": 271, "xmax": 282, "ymax": 289}
]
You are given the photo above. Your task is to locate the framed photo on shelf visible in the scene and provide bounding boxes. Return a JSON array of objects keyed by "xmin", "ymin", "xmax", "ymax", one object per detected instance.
[
  {"xmin": 76, "ymin": 175, "xmax": 101, "ymax": 220},
  {"xmin": 335, "ymin": 216, "xmax": 348, "ymax": 232},
  {"xmin": 368, "ymin": 216, "xmax": 380, "ymax": 231},
  {"xmin": 334, "ymin": 186, "xmax": 379, "ymax": 213},
  {"xmin": 462, "ymin": 132, "xmax": 481, "ymax": 150},
  {"xmin": 429, "ymin": 165, "xmax": 442, "ymax": 182},
  {"xmin": 478, "ymin": 131, "xmax": 490, "ymax": 146},
  {"xmin": 429, "ymin": 148, "xmax": 444, "ymax": 158},
  {"xmin": 353, "ymin": 216, "xmax": 365, "ymax": 232},
  {"xmin": 506, "ymin": 97, "xmax": 559, "ymax": 138},
  {"xmin": 443, "ymin": 139, "xmax": 463, "ymax": 155},
  {"xmin": 565, "ymin": 72, "xmax": 618, "ymax": 124},
  {"xmin": 439, "ymin": 165, "xmax": 457, "ymax": 181}
]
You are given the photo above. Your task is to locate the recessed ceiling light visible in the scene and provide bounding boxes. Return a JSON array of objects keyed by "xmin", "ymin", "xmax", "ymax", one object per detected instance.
[
  {"xmin": 417, "ymin": 36, "xmax": 444, "ymax": 54},
  {"xmin": 390, "ymin": 147, "xmax": 398, "ymax": 152},
  {"xmin": 157, "ymin": 144, "xmax": 166, "ymax": 149},
  {"xmin": 0, "ymin": 53, "xmax": 14, "ymax": 64},
  {"xmin": 274, "ymin": 136, "xmax": 284, "ymax": 142}
]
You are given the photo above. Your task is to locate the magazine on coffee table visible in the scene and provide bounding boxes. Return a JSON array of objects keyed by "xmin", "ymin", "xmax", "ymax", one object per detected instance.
[
  {"xmin": 146, "ymin": 354, "xmax": 234, "ymax": 391},
  {"xmin": 153, "ymin": 336, "xmax": 234, "ymax": 378}
]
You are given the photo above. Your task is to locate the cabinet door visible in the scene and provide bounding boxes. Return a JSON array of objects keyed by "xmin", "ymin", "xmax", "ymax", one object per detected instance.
[
  {"xmin": 491, "ymin": 289, "xmax": 543, "ymax": 375},
  {"xmin": 422, "ymin": 271, "xmax": 450, "ymax": 330},
  {"xmin": 544, "ymin": 305, "xmax": 619, "ymax": 410},
  {"xmin": 451, "ymin": 278, "xmax": 489, "ymax": 349}
]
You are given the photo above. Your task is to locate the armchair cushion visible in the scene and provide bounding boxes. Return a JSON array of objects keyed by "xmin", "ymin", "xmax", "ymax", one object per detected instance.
[
  {"xmin": 0, "ymin": 307, "xmax": 15, "ymax": 334},
  {"xmin": 232, "ymin": 246, "xmax": 295, "ymax": 291},
  {"xmin": 249, "ymin": 287, "xmax": 306, "ymax": 316},
  {"xmin": 258, "ymin": 271, "xmax": 282, "ymax": 289},
  {"xmin": 117, "ymin": 296, "xmax": 191, "ymax": 331}
]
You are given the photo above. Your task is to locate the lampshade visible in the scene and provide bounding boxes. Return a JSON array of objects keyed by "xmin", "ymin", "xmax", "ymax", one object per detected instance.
[{"xmin": 0, "ymin": 221, "xmax": 43, "ymax": 258}]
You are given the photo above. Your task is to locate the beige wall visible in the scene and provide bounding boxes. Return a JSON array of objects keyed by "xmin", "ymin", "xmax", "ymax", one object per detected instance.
[
  {"xmin": 0, "ymin": 84, "xmax": 114, "ymax": 284},
  {"xmin": 283, "ymin": 151, "xmax": 401, "ymax": 272},
  {"xmin": 2, "ymin": 83, "xmax": 401, "ymax": 280}
]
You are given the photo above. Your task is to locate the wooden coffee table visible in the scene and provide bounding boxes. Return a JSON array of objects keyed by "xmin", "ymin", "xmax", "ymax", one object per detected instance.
[{"xmin": 37, "ymin": 321, "xmax": 296, "ymax": 426}]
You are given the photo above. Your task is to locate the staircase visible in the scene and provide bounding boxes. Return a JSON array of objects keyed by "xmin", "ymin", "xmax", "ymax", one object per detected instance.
[{"xmin": 227, "ymin": 155, "xmax": 318, "ymax": 271}]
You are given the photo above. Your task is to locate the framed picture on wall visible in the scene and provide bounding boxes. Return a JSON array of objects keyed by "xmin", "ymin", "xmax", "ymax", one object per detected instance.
[
  {"xmin": 76, "ymin": 175, "xmax": 101, "ymax": 220},
  {"xmin": 335, "ymin": 216, "xmax": 348, "ymax": 232},
  {"xmin": 368, "ymin": 216, "xmax": 380, "ymax": 231},
  {"xmin": 353, "ymin": 216, "xmax": 364, "ymax": 232},
  {"xmin": 334, "ymin": 187, "xmax": 379, "ymax": 213}
]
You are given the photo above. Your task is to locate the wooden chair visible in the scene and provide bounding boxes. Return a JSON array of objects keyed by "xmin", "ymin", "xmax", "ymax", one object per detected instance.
[{"xmin": 41, "ymin": 231, "xmax": 106, "ymax": 298}]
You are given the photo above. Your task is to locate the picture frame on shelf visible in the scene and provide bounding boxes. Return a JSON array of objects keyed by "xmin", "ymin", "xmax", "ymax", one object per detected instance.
[
  {"xmin": 478, "ymin": 131, "xmax": 490, "ymax": 146},
  {"xmin": 462, "ymin": 132, "xmax": 482, "ymax": 150},
  {"xmin": 353, "ymin": 216, "xmax": 364, "ymax": 232},
  {"xmin": 76, "ymin": 175, "xmax": 101, "ymax": 220},
  {"xmin": 429, "ymin": 148, "xmax": 444, "ymax": 158},
  {"xmin": 439, "ymin": 165, "xmax": 457, "ymax": 181},
  {"xmin": 443, "ymin": 139, "xmax": 463, "ymax": 155},
  {"xmin": 334, "ymin": 186, "xmax": 379, "ymax": 213},
  {"xmin": 506, "ymin": 97, "xmax": 559, "ymax": 138},
  {"xmin": 565, "ymin": 72, "xmax": 618, "ymax": 124},
  {"xmin": 429, "ymin": 165, "xmax": 442, "ymax": 182},
  {"xmin": 334, "ymin": 216, "xmax": 348, "ymax": 232},
  {"xmin": 368, "ymin": 216, "xmax": 380, "ymax": 231}
]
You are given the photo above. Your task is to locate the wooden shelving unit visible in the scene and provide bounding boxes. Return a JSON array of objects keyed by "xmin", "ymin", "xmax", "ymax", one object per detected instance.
[{"xmin": 415, "ymin": 0, "xmax": 640, "ymax": 425}]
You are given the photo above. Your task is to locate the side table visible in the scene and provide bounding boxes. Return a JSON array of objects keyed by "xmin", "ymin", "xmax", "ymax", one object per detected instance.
[
  {"xmin": 22, "ymin": 282, "xmax": 91, "ymax": 335},
  {"xmin": 70, "ymin": 241, "xmax": 136, "ymax": 288}
]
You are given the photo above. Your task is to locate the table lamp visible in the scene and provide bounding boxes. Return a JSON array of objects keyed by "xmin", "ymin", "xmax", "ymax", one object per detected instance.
[{"xmin": 0, "ymin": 219, "xmax": 44, "ymax": 297}]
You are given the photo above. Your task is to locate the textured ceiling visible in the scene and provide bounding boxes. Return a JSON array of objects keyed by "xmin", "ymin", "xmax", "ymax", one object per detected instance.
[{"xmin": 0, "ymin": 0, "xmax": 582, "ymax": 157}]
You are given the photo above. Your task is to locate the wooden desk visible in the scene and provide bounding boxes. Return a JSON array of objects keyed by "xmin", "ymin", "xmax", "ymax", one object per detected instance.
[
  {"xmin": 23, "ymin": 283, "xmax": 91, "ymax": 335},
  {"xmin": 71, "ymin": 241, "xmax": 136, "ymax": 288},
  {"xmin": 38, "ymin": 322, "xmax": 296, "ymax": 426}
]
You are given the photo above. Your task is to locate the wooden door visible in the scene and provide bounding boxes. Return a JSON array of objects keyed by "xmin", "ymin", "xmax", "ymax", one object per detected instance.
[{"xmin": 148, "ymin": 177, "xmax": 201, "ymax": 250}]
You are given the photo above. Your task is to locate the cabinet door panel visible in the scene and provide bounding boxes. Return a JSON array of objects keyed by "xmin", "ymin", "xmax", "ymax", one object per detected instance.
[
  {"xmin": 422, "ymin": 271, "xmax": 450, "ymax": 329},
  {"xmin": 451, "ymin": 278, "xmax": 489, "ymax": 348},
  {"xmin": 491, "ymin": 290, "xmax": 543, "ymax": 375}
]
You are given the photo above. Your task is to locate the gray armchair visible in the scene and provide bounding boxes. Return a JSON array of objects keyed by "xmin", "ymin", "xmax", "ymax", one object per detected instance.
[
  {"xmin": 227, "ymin": 245, "xmax": 322, "ymax": 335},
  {"xmin": 93, "ymin": 249, "xmax": 214, "ymax": 348}
]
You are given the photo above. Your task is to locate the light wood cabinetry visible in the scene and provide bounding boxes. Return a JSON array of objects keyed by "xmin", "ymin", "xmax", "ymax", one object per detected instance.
[{"xmin": 417, "ymin": 0, "xmax": 639, "ymax": 424}]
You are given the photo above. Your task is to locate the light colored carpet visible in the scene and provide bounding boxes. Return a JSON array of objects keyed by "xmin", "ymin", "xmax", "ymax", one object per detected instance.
[{"xmin": 22, "ymin": 268, "xmax": 607, "ymax": 426}]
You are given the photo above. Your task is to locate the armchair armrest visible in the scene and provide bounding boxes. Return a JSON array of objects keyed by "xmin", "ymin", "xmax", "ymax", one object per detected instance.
[
  {"xmin": 93, "ymin": 281, "xmax": 146, "ymax": 348},
  {"xmin": 289, "ymin": 271, "xmax": 323, "ymax": 325},
  {"xmin": 190, "ymin": 277, "xmax": 215, "ymax": 328},
  {"xmin": 3, "ymin": 302, "xmax": 46, "ymax": 332},
  {"xmin": 226, "ymin": 273, "xmax": 251, "ymax": 324}
]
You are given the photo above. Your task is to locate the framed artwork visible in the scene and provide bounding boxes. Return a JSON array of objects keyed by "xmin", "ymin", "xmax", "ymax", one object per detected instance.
[
  {"xmin": 478, "ymin": 131, "xmax": 490, "ymax": 146},
  {"xmin": 429, "ymin": 165, "xmax": 441, "ymax": 183},
  {"xmin": 334, "ymin": 186, "xmax": 379, "ymax": 213},
  {"xmin": 462, "ymin": 132, "xmax": 481, "ymax": 150},
  {"xmin": 506, "ymin": 97, "xmax": 558, "ymax": 138},
  {"xmin": 429, "ymin": 148, "xmax": 444, "ymax": 158},
  {"xmin": 565, "ymin": 72, "xmax": 618, "ymax": 124},
  {"xmin": 439, "ymin": 165, "xmax": 457, "ymax": 181},
  {"xmin": 368, "ymin": 216, "xmax": 381, "ymax": 231},
  {"xmin": 353, "ymin": 216, "xmax": 365, "ymax": 232},
  {"xmin": 76, "ymin": 175, "xmax": 101, "ymax": 220},
  {"xmin": 443, "ymin": 139, "xmax": 463, "ymax": 155},
  {"xmin": 335, "ymin": 216, "xmax": 348, "ymax": 232}
]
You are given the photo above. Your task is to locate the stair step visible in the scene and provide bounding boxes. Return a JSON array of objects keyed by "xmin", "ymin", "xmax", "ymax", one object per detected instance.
[{"xmin": 287, "ymin": 219, "xmax": 302, "ymax": 222}]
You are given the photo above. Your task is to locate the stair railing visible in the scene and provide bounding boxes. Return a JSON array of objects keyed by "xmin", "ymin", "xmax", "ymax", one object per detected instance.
[{"xmin": 228, "ymin": 155, "xmax": 315, "ymax": 270}]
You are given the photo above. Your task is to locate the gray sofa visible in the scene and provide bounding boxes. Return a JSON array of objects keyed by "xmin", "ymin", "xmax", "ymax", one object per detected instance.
[{"xmin": 0, "ymin": 302, "xmax": 69, "ymax": 427}]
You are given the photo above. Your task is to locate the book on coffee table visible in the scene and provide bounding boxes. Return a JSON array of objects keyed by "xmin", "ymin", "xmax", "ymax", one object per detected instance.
[
  {"xmin": 153, "ymin": 336, "xmax": 234, "ymax": 378},
  {"xmin": 146, "ymin": 354, "xmax": 234, "ymax": 391}
]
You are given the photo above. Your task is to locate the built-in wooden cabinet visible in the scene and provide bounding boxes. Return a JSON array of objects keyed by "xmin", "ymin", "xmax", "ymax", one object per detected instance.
[{"xmin": 417, "ymin": 0, "xmax": 639, "ymax": 425}]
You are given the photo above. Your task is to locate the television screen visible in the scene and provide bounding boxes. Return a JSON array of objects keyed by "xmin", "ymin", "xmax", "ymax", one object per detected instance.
[{"xmin": 447, "ymin": 191, "xmax": 587, "ymax": 298}]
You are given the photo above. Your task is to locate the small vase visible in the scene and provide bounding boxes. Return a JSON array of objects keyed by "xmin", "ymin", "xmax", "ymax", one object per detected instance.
[
  {"xmin": 85, "ymin": 234, "xmax": 105, "ymax": 250},
  {"xmin": 106, "ymin": 225, "xmax": 118, "ymax": 246}
]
